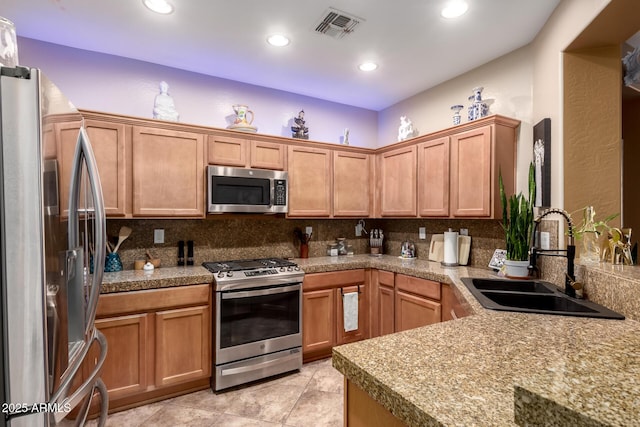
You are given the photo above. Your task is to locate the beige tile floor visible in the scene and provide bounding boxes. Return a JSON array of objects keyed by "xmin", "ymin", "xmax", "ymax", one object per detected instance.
[{"xmin": 81, "ymin": 358, "xmax": 344, "ymax": 427}]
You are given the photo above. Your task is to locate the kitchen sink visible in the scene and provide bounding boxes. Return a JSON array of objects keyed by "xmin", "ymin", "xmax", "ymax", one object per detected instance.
[
  {"xmin": 461, "ymin": 277, "xmax": 624, "ymax": 319},
  {"xmin": 469, "ymin": 278, "xmax": 554, "ymax": 294}
]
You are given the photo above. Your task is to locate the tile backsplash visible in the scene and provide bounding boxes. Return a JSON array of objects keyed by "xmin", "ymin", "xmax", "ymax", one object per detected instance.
[{"xmin": 107, "ymin": 217, "xmax": 505, "ymax": 270}]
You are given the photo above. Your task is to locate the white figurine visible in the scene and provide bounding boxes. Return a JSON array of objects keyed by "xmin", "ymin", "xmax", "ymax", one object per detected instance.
[
  {"xmin": 398, "ymin": 116, "xmax": 417, "ymax": 141},
  {"xmin": 153, "ymin": 81, "xmax": 180, "ymax": 121}
]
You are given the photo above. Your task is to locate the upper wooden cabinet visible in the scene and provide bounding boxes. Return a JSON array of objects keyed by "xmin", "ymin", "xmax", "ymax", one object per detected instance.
[
  {"xmin": 377, "ymin": 145, "xmax": 417, "ymax": 217},
  {"xmin": 449, "ymin": 121, "xmax": 517, "ymax": 218},
  {"xmin": 418, "ymin": 137, "xmax": 450, "ymax": 217},
  {"xmin": 333, "ymin": 150, "xmax": 372, "ymax": 217},
  {"xmin": 132, "ymin": 126, "xmax": 205, "ymax": 217},
  {"xmin": 287, "ymin": 145, "xmax": 332, "ymax": 217},
  {"xmin": 56, "ymin": 120, "xmax": 127, "ymax": 217},
  {"xmin": 207, "ymin": 135, "xmax": 286, "ymax": 170}
]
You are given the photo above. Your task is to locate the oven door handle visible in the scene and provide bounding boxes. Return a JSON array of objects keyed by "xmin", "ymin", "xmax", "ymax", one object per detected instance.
[
  {"xmin": 220, "ymin": 353, "xmax": 300, "ymax": 376},
  {"xmin": 221, "ymin": 284, "xmax": 300, "ymax": 299}
]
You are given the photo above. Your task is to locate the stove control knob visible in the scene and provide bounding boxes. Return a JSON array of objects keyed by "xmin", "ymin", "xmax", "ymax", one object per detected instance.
[
  {"xmin": 217, "ymin": 272, "xmax": 224, "ymax": 278},
  {"xmin": 287, "ymin": 266, "xmax": 293, "ymax": 271},
  {"xmin": 279, "ymin": 267, "xmax": 286, "ymax": 272},
  {"xmin": 227, "ymin": 271, "xmax": 234, "ymax": 277},
  {"xmin": 294, "ymin": 266, "xmax": 300, "ymax": 271}
]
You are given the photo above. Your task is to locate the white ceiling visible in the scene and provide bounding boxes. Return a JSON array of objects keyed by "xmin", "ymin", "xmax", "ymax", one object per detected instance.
[{"xmin": 3, "ymin": 0, "xmax": 561, "ymax": 111}]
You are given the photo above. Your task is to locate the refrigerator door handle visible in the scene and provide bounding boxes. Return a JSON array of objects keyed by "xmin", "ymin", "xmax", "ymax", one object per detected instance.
[
  {"xmin": 67, "ymin": 126, "xmax": 106, "ymax": 334},
  {"xmin": 49, "ymin": 328, "xmax": 108, "ymax": 424}
]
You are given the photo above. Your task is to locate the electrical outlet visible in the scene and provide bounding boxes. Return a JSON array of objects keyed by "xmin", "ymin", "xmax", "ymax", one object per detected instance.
[
  {"xmin": 540, "ymin": 231, "xmax": 550, "ymax": 250},
  {"xmin": 153, "ymin": 229, "xmax": 164, "ymax": 244},
  {"xmin": 355, "ymin": 224, "xmax": 363, "ymax": 237},
  {"xmin": 460, "ymin": 228, "xmax": 469, "ymax": 236},
  {"xmin": 305, "ymin": 226, "xmax": 313, "ymax": 236},
  {"xmin": 419, "ymin": 227, "xmax": 426, "ymax": 240}
]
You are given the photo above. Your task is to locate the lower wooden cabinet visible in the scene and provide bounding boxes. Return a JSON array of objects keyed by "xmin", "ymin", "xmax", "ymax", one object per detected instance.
[
  {"xmin": 93, "ymin": 284, "xmax": 211, "ymax": 411},
  {"xmin": 302, "ymin": 270, "xmax": 369, "ymax": 362},
  {"xmin": 91, "ymin": 314, "xmax": 149, "ymax": 400},
  {"xmin": 395, "ymin": 291, "xmax": 441, "ymax": 332},
  {"xmin": 371, "ymin": 271, "xmax": 450, "ymax": 336},
  {"xmin": 302, "ymin": 288, "xmax": 336, "ymax": 356},
  {"xmin": 155, "ymin": 305, "xmax": 210, "ymax": 387},
  {"xmin": 441, "ymin": 283, "xmax": 471, "ymax": 321}
]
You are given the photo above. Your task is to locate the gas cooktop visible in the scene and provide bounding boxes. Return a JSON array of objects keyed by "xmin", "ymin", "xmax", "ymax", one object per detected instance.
[
  {"xmin": 203, "ymin": 258, "xmax": 304, "ymax": 291},
  {"xmin": 202, "ymin": 258, "xmax": 296, "ymax": 273}
]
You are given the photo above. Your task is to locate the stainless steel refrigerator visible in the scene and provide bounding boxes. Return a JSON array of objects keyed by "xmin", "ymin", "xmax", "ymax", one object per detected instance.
[{"xmin": 1, "ymin": 66, "xmax": 108, "ymax": 426}]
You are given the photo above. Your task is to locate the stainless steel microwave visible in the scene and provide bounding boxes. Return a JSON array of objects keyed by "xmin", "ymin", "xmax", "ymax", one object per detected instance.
[{"xmin": 207, "ymin": 166, "xmax": 288, "ymax": 214}]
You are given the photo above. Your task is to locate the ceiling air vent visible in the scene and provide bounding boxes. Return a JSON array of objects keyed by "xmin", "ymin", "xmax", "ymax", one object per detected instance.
[{"xmin": 314, "ymin": 7, "xmax": 364, "ymax": 40}]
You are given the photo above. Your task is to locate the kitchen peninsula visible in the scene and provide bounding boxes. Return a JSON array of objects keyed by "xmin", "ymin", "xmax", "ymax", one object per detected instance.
[{"xmin": 101, "ymin": 255, "xmax": 640, "ymax": 426}]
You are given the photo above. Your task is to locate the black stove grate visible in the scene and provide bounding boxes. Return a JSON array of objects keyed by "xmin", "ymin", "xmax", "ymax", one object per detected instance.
[{"xmin": 202, "ymin": 258, "xmax": 296, "ymax": 273}]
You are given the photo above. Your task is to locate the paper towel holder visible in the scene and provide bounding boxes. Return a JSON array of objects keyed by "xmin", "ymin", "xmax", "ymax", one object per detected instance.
[{"xmin": 441, "ymin": 228, "xmax": 460, "ymax": 267}]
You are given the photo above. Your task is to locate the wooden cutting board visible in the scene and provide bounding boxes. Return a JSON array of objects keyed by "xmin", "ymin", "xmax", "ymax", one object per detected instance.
[
  {"xmin": 428, "ymin": 234, "xmax": 444, "ymax": 262},
  {"xmin": 458, "ymin": 235, "xmax": 471, "ymax": 265}
]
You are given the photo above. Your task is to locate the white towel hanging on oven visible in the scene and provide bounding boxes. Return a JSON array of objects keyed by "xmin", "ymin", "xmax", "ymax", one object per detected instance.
[{"xmin": 343, "ymin": 291, "xmax": 359, "ymax": 332}]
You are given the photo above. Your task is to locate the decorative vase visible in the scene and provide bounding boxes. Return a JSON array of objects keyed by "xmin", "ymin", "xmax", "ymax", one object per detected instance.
[
  {"xmin": 451, "ymin": 105, "xmax": 464, "ymax": 125},
  {"xmin": 504, "ymin": 259, "xmax": 530, "ymax": 279},
  {"xmin": 468, "ymin": 87, "xmax": 489, "ymax": 121},
  {"xmin": 105, "ymin": 252, "xmax": 123, "ymax": 272},
  {"xmin": 580, "ymin": 206, "xmax": 600, "ymax": 264}
]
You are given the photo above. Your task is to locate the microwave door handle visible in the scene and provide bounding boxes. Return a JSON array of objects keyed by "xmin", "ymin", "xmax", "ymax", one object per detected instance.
[{"xmin": 67, "ymin": 126, "xmax": 106, "ymax": 335}]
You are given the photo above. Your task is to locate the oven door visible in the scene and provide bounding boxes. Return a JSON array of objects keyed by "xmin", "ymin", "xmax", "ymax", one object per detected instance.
[{"xmin": 216, "ymin": 283, "xmax": 302, "ymax": 365}]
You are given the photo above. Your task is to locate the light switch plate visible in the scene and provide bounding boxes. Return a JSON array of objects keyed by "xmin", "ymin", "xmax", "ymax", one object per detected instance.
[
  {"xmin": 419, "ymin": 227, "xmax": 426, "ymax": 240},
  {"xmin": 154, "ymin": 229, "xmax": 165, "ymax": 244},
  {"xmin": 540, "ymin": 231, "xmax": 550, "ymax": 250}
]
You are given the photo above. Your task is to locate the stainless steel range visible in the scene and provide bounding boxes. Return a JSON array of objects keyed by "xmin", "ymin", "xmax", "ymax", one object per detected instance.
[{"xmin": 203, "ymin": 258, "xmax": 304, "ymax": 391}]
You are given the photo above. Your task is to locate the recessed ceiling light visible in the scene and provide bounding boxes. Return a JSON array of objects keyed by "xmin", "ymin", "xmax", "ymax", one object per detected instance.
[
  {"xmin": 358, "ymin": 62, "xmax": 378, "ymax": 72},
  {"xmin": 143, "ymin": 0, "xmax": 174, "ymax": 14},
  {"xmin": 441, "ymin": 0, "xmax": 468, "ymax": 19},
  {"xmin": 267, "ymin": 34, "xmax": 290, "ymax": 47}
]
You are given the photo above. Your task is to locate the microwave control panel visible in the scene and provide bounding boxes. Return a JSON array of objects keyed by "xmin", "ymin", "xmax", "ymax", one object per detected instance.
[{"xmin": 274, "ymin": 180, "xmax": 287, "ymax": 206}]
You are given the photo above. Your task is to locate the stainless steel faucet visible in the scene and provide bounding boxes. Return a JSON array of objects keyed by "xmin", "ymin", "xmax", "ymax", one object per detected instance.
[{"xmin": 528, "ymin": 208, "xmax": 582, "ymax": 298}]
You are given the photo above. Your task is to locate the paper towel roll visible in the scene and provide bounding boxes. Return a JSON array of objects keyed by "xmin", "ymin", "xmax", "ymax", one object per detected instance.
[{"xmin": 443, "ymin": 231, "xmax": 459, "ymax": 265}]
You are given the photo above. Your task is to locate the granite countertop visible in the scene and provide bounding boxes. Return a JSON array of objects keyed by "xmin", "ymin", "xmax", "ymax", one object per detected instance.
[
  {"xmin": 101, "ymin": 265, "xmax": 214, "ymax": 293},
  {"xmin": 99, "ymin": 255, "xmax": 640, "ymax": 425}
]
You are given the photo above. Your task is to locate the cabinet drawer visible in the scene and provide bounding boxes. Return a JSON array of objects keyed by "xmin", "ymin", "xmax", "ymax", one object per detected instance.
[
  {"xmin": 97, "ymin": 284, "xmax": 211, "ymax": 317},
  {"xmin": 303, "ymin": 269, "xmax": 366, "ymax": 291},
  {"xmin": 395, "ymin": 274, "xmax": 440, "ymax": 300},
  {"xmin": 378, "ymin": 270, "xmax": 394, "ymax": 288}
]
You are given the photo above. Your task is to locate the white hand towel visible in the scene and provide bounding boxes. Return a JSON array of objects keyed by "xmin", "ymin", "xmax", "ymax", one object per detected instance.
[{"xmin": 343, "ymin": 292, "xmax": 359, "ymax": 332}]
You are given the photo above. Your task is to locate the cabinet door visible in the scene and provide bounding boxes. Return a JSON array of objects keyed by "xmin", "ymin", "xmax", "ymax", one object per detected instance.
[
  {"xmin": 333, "ymin": 151, "xmax": 371, "ymax": 217},
  {"xmin": 378, "ymin": 146, "xmax": 417, "ymax": 216},
  {"xmin": 287, "ymin": 145, "xmax": 332, "ymax": 217},
  {"xmin": 207, "ymin": 135, "xmax": 247, "ymax": 167},
  {"xmin": 57, "ymin": 120, "xmax": 127, "ymax": 217},
  {"xmin": 395, "ymin": 291, "xmax": 441, "ymax": 332},
  {"xmin": 337, "ymin": 284, "xmax": 369, "ymax": 345},
  {"xmin": 377, "ymin": 285, "xmax": 395, "ymax": 336},
  {"xmin": 302, "ymin": 288, "xmax": 336, "ymax": 355},
  {"xmin": 155, "ymin": 305, "xmax": 211, "ymax": 387},
  {"xmin": 132, "ymin": 126, "xmax": 204, "ymax": 217},
  {"xmin": 92, "ymin": 314, "xmax": 149, "ymax": 400},
  {"xmin": 441, "ymin": 284, "xmax": 470, "ymax": 322},
  {"xmin": 450, "ymin": 126, "xmax": 492, "ymax": 217},
  {"xmin": 250, "ymin": 140, "xmax": 286, "ymax": 170},
  {"xmin": 418, "ymin": 137, "xmax": 450, "ymax": 217}
]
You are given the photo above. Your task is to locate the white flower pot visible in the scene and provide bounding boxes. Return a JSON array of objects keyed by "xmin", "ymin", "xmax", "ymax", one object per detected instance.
[{"xmin": 504, "ymin": 260, "xmax": 530, "ymax": 279}]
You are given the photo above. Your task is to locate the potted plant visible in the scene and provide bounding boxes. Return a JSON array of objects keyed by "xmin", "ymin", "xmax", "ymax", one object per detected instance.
[{"xmin": 499, "ymin": 163, "xmax": 535, "ymax": 278}]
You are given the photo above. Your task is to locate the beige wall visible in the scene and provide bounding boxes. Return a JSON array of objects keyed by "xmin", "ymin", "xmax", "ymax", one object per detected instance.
[
  {"xmin": 530, "ymin": 0, "xmax": 611, "ymax": 210},
  {"xmin": 623, "ymin": 98, "xmax": 640, "ymax": 240},
  {"xmin": 378, "ymin": 0, "xmax": 611, "ymax": 201},
  {"xmin": 378, "ymin": 46, "xmax": 534, "ymax": 194}
]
